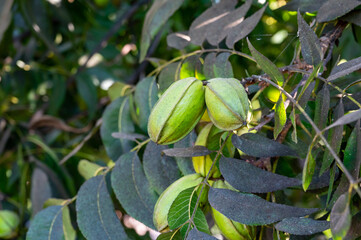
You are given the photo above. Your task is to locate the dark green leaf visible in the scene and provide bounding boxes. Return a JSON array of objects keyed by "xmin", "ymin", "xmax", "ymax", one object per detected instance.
[
  {"xmin": 167, "ymin": 32, "xmax": 191, "ymax": 50},
  {"xmin": 345, "ymin": 211, "xmax": 361, "ymax": 240},
  {"xmin": 111, "ymin": 152, "xmax": 158, "ymax": 228},
  {"xmin": 231, "ymin": 133, "xmax": 298, "ymax": 157},
  {"xmin": 158, "ymin": 62, "xmax": 180, "ymax": 93},
  {"xmin": 187, "ymin": 228, "xmax": 217, "ymax": 240},
  {"xmin": 189, "ymin": 0, "xmax": 237, "ymax": 46},
  {"xmin": 247, "ymin": 39, "xmax": 285, "ymax": 85},
  {"xmin": 297, "ymin": 81, "xmax": 316, "ymax": 114},
  {"xmin": 220, "ymin": 157, "xmax": 301, "ymax": 193},
  {"xmin": 27, "ymin": 206, "xmax": 64, "ymax": 240},
  {"xmin": 134, "ymin": 77, "xmax": 158, "ymax": 132},
  {"xmin": 320, "ymin": 100, "xmax": 344, "ymax": 175},
  {"xmin": 344, "ymin": 120, "xmax": 361, "ymax": 178},
  {"xmin": 226, "ymin": 4, "xmax": 267, "ymax": 49},
  {"xmin": 325, "ymin": 109, "xmax": 361, "ymax": 132},
  {"xmin": 48, "ymin": 75, "xmax": 66, "ymax": 115},
  {"xmin": 0, "ymin": 0, "xmax": 13, "ymax": 44},
  {"xmin": 174, "ymin": 132, "xmax": 196, "ymax": 175},
  {"xmin": 162, "ymin": 146, "xmax": 212, "ymax": 157},
  {"xmin": 302, "ymin": 151, "xmax": 316, "ymax": 191},
  {"xmin": 31, "ymin": 167, "xmax": 52, "ymax": 216},
  {"xmin": 100, "ymin": 97, "xmax": 135, "ymax": 161},
  {"xmin": 208, "ymin": 188, "xmax": 318, "ymax": 225},
  {"xmin": 168, "ymin": 187, "xmax": 209, "ymax": 234},
  {"xmin": 330, "ymin": 193, "xmax": 351, "ymax": 239},
  {"xmin": 328, "ymin": 56, "xmax": 361, "ymax": 81},
  {"xmin": 157, "ymin": 231, "xmax": 182, "ymax": 240},
  {"xmin": 203, "ymin": 53, "xmax": 217, "ymax": 79},
  {"xmin": 143, "ymin": 141, "xmax": 181, "ymax": 195},
  {"xmin": 275, "ymin": 217, "xmax": 329, "ymax": 235},
  {"xmin": 297, "ymin": 12, "xmax": 323, "ymax": 66},
  {"xmin": 317, "ymin": 0, "xmax": 361, "ymax": 23},
  {"xmin": 76, "ymin": 72, "xmax": 97, "ymax": 119},
  {"xmin": 274, "ymin": 93, "xmax": 287, "ymax": 139},
  {"xmin": 140, "ymin": 0, "xmax": 184, "ymax": 61},
  {"xmin": 342, "ymin": 10, "xmax": 361, "ymax": 27},
  {"xmin": 76, "ymin": 176, "xmax": 127, "ymax": 240},
  {"xmin": 314, "ymin": 84, "xmax": 330, "ymax": 131},
  {"xmin": 214, "ymin": 53, "xmax": 234, "ymax": 78},
  {"xmin": 280, "ymin": 0, "xmax": 327, "ymax": 13}
]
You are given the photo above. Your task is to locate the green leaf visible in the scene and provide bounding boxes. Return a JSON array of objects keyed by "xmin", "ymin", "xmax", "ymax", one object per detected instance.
[
  {"xmin": 220, "ymin": 157, "xmax": 301, "ymax": 193},
  {"xmin": 158, "ymin": 62, "xmax": 180, "ymax": 94},
  {"xmin": 344, "ymin": 120, "xmax": 361, "ymax": 178},
  {"xmin": 168, "ymin": 187, "xmax": 210, "ymax": 235},
  {"xmin": 274, "ymin": 92, "xmax": 287, "ymax": 139},
  {"xmin": 280, "ymin": 0, "xmax": 327, "ymax": 13},
  {"xmin": 203, "ymin": 53, "xmax": 217, "ymax": 79},
  {"xmin": 100, "ymin": 97, "xmax": 135, "ymax": 161},
  {"xmin": 162, "ymin": 146, "xmax": 212, "ymax": 157},
  {"xmin": 302, "ymin": 151, "xmax": 316, "ymax": 191},
  {"xmin": 27, "ymin": 206, "xmax": 64, "ymax": 240},
  {"xmin": 167, "ymin": 31, "xmax": 191, "ymax": 50},
  {"xmin": 0, "ymin": 0, "xmax": 13, "ymax": 44},
  {"xmin": 320, "ymin": 100, "xmax": 344, "ymax": 175},
  {"xmin": 325, "ymin": 109, "xmax": 361, "ymax": 131},
  {"xmin": 157, "ymin": 231, "xmax": 182, "ymax": 240},
  {"xmin": 174, "ymin": 132, "xmax": 196, "ymax": 175},
  {"xmin": 107, "ymin": 82, "xmax": 129, "ymax": 101},
  {"xmin": 208, "ymin": 188, "xmax": 318, "ymax": 225},
  {"xmin": 214, "ymin": 53, "xmax": 234, "ymax": 78},
  {"xmin": 314, "ymin": 84, "xmax": 330, "ymax": 131},
  {"xmin": 231, "ymin": 133, "xmax": 298, "ymax": 157},
  {"xmin": 247, "ymin": 39, "xmax": 285, "ymax": 86},
  {"xmin": 329, "ymin": 56, "xmax": 361, "ymax": 81},
  {"xmin": 134, "ymin": 77, "xmax": 158, "ymax": 132},
  {"xmin": 342, "ymin": 10, "xmax": 361, "ymax": 27},
  {"xmin": 140, "ymin": 0, "xmax": 184, "ymax": 61},
  {"xmin": 297, "ymin": 12, "xmax": 323, "ymax": 66},
  {"xmin": 275, "ymin": 217, "xmax": 329, "ymax": 235},
  {"xmin": 31, "ymin": 168, "xmax": 52, "ymax": 216},
  {"xmin": 77, "ymin": 160, "xmax": 103, "ymax": 180},
  {"xmin": 48, "ymin": 75, "xmax": 66, "ymax": 115},
  {"xmin": 111, "ymin": 152, "xmax": 158, "ymax": 228},
  {"xmin": 76, "ymin": 72, "xmax": 97, "ymax": 119},
  {"xmin": 226, "ymin": 4, "xmax": 267, "ymax": 49},
  {"xmin": 143, "ymin": 141, "xmax": 181, "ymax": 195},
  {"xmin": 76, "ymin": 175, "xmax": 127, "ymax": 240},
  {"xmin": 330, "ymin": 193, "xmax": 351, "ymax": 239},
  {"xmin": 317, "ymin": 0, "xmax": 361, "ymax": 23},
  {"xmin": 345, "ymin": 211, "xmax": 361, "ymax": 240},
  {"xmin": 187, "ymin": 228, "xmax": 217, "ymax": 240},
  {"xmin": 180, "ymin": 55, "xmax": 199, "ymax": 79},
  {"xmin": 290, "ymin": 107, "xmax": 297, "ymax": 143}
]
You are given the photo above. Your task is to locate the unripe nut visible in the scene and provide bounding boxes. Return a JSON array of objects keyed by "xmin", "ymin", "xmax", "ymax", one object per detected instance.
[
  {"xmin": 0, "ymin": 210, "xmax": 19, "ymax": 239},
  {"xmin": 148, "ymin": 77, "xmax": 206, "ymax": 145},
  {"xmin": 205, "ymin": 78, "xmax": 249, "ymax": 131}
]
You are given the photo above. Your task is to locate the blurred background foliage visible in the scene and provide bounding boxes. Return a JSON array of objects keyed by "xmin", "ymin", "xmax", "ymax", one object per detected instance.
[{"xmin": 1, "ymin": 0, "xmax": 361, "ymax": 239}]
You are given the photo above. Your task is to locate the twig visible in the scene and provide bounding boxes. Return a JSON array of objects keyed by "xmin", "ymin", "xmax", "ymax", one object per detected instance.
[{"xmin": 59, "ymin": 118, "xmax": 103, "ymax": 165}]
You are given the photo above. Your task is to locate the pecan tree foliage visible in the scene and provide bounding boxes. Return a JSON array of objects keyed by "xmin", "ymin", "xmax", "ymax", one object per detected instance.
[{"xmin": 2, "ymin": 0, "xmax": 361, "ymax": 239}]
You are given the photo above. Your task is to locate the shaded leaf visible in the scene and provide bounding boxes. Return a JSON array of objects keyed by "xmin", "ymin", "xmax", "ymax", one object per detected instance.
[
  {"xmin": 231, "ymin": 133, "xmax": 298, "ymax": 157},
  {"xmin": 76, "ymin": 176, "xmax": 126, "ymax": 240},
  {"xmin": 140, "ymin": 0, "xmax": 184, "ymax": 61},
  {"xmin": 345, "ymin": 211, "xmax": 361, "ymax": 240},
  {"xmin": 111, "ymin": 132, "xmax": 147, "ymax": 141},
  {"xmin": 31, "ymin": 167, "xmax": 52, "ymax": 217},
  {"xmin": 320, "ymin": 100, "xmax": 344, "ymax": 175},
  {"xmin": 158, "ymin": 62, "xmax": 180, "ymax": 93},
  {"xmin": 280, "ymin": 0, "xmax": 327, "ymax": 13},
  {"xmin": 214, "ymin": 53, "xmax": 234, "ymax": 78},
  {"xmin": 167, "ymin": 31, "xmax": 191, "ymax": 50},
  {"xmin": 27, "ymin": 206, "xmax": 64, "ymax": 240},
  {"xmin": 275, "ymin": 217, "xmax": 329, "ymax": 235},
  {"xmin": 208, "ymin": 188, "xmax": 318, "ymax": 225},
  {"xmin": 0, "ymin": 0, "xmax": 13, "ymax": 44},
  {"xmin": 187, "ymin": 228, "xmax": 217, "ymax": 240},
  {"xmin": 325, "ymin": 109, "xmax": 361, "ymax": 131},
  {"xmin": 143, "ymin": 141, "xmax": 181, "ymax": 195},
  {"xmin": 168, "ymin": 187, "xmax": 210, "ymax": 235},
  {"xmin": 344, "ymin": 120, "xmax": 361, "ymax": 178},
  {"xmin": 134, "ymin": 76, "xmax": 158, "ymax": 132},
  {"xmin": 76, "ymin": 72, "xmax": 97, "ymax": 119},
  {"xmin": 220, "ymin": 157, "xmax": 301, "ymax": 193},
  {"xmin": 157, "ymin": 231, "xmax": 182, "ymax": 240},
  {"xmin": 330, "ymin": 193, "xmax": 351, "ymax": 239},
  {"xmin": 274, "ymin": 93, "xmax": 287, "ymax": 139},
  {"xmin": 302, "ymin": 151, "xmax": 316, "ymax": 191},
  {"xmin": 297, "ymin": 12, "xmax": 323, "ymax": 66},
  {"xmin": 247, "ymin": 39, "xmax": 285, "ymax": 85},
  {"xmin": 107, "ymin": 82, "xmax": 130, "ymax": 101},
  {"xmin": 342, "ymin": 10, "xmax": 361, "ymax": 27},
  {"xmin": 207, "ymin": 0, "xmax": 252, "ymax": 46},
  {"xmin": 297, "ymin": 81, "xmax": 316, "ymax": 114},
  {"xmin": 314, "ymin": 84, "xmax": 330, "ymax": 131},
  {"xmin": 203, "ymin": 52, "xmax": 217, "ymax": 79},
  {"xmin": 174, "ymin": 132, "xmax": 197, "ymax": 175},
  {"xmin": 162, "ymin": 146, "xmax": 212, "ymax": 157},
  {"xmin": 48, "ymin": 75, "xmax": 66, "ymax": 115},
  {"xmin": 179, "ymin": 55, "xmax": 201, "ymax": 79},
  {"xmin": 189, "ymin": 0, "xmax": 237, "ymax": 46},
  {"xmin": 317, "ymin": 0, "xmax": 361, "ymax": 23},
  {"xmin": 111, "ymin": 152, "xmax": 158, "ymax": 228},
  {"xmin": 328, "ymin": 56, "xmax": 361, "ymax": 81},
  {"xmin": 226, "ymin": 4, "xmax": 267, "ymax": 49},
  {"xmin": 100, "ymin": 97, "xmax": 135, "ymax": 161}
]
